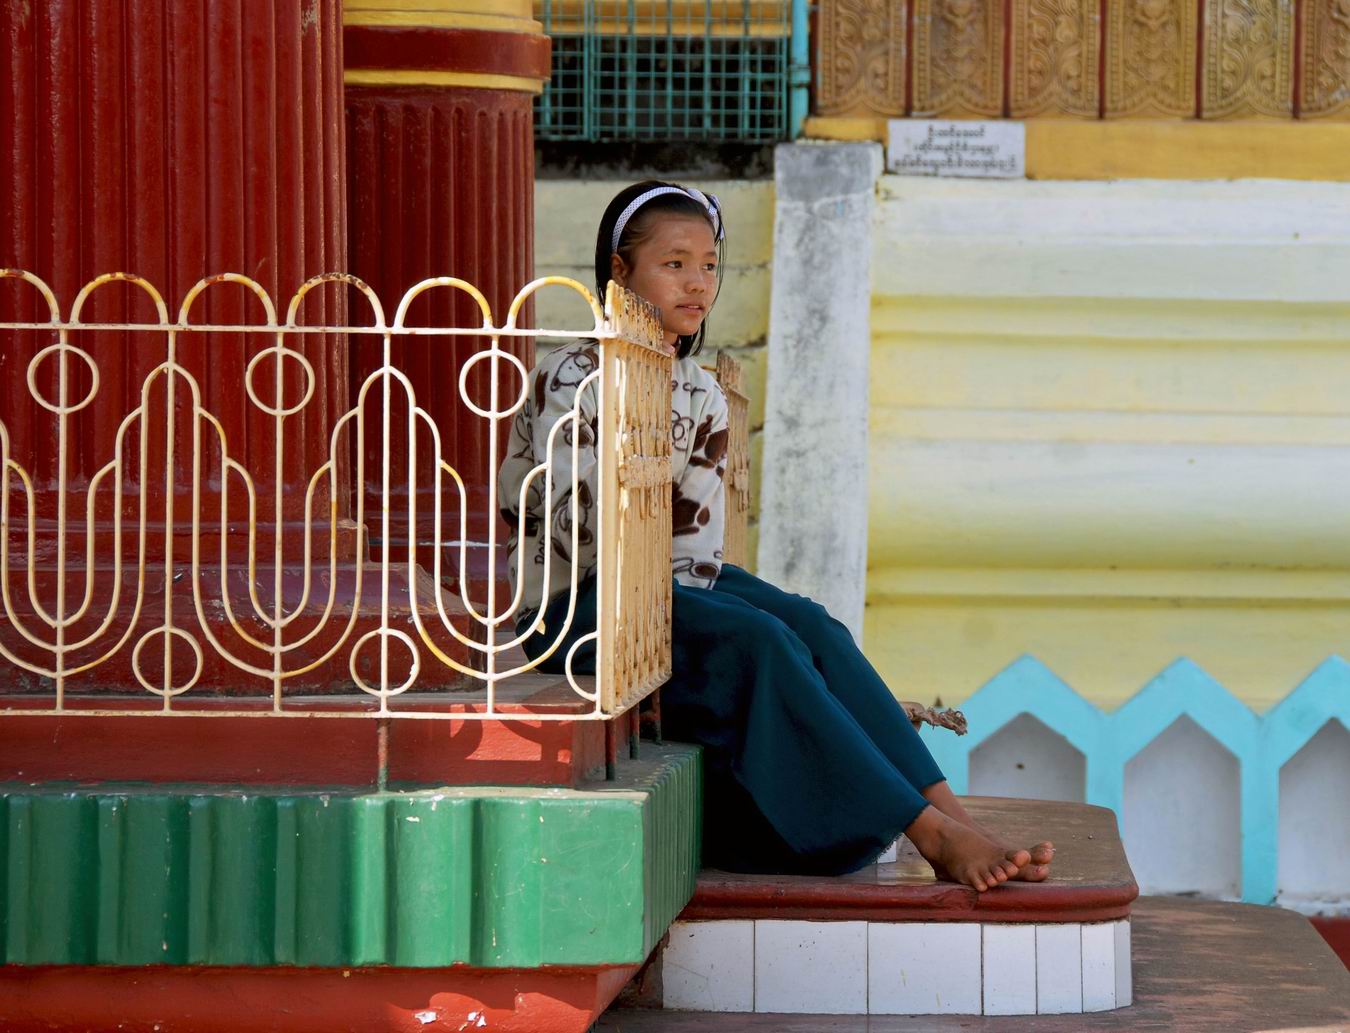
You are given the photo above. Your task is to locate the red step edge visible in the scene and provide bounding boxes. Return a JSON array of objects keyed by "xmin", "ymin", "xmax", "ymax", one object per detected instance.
[
  {"xmin": 682, "ymin": 872, "xmax": 1138, "ymax": 925},
  {"xmin": 0, "ymin": 696, "xmax": 606, "ymax": 788}
]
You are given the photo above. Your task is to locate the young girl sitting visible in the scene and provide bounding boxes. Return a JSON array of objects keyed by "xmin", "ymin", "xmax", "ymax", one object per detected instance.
[{"xmin": 499, "ymin": 180, "xmax": 1054, "ymax": 890}]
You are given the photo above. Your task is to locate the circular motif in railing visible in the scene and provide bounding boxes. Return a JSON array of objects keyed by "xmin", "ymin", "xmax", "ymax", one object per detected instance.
[
  {"xmin": 244, "ymin": 346, "xmax": 317, "ymax": 417},
  {"xmin": 457, "ymin": 347, "xmax": 529, "ymax": 420},
  {"xmin": 26, "ymin": 343, "xmax": 100, "ymax": 414},
  {"xmin": 349, "ymin": 628, "xmax": 420, "ymax": 697},
  {"xmin": 132, "ymin": 626, "xmax": 205, "ymax": 697}
]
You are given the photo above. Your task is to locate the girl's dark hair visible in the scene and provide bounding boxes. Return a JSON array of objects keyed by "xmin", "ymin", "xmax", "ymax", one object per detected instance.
[{"xmin": 594, "ymin": 179, "xmax": 726, "ymax": 358}]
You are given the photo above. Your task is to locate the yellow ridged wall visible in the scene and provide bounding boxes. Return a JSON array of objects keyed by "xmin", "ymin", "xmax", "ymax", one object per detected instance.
[{"xmin": 864, "ymin": 176, "xmax": 1350, "ymax": 711}]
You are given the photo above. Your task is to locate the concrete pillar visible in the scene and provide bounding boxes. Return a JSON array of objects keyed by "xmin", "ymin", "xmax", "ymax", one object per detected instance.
[{"xmin": 759, "ymin": 142, "xmax": 881, "ymax": 639}]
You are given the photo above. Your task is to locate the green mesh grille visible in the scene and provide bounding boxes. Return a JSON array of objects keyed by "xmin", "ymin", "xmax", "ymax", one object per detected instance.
[{"xmin": 536, "ymin": 1, "xmax": 796, "ymax": 142}]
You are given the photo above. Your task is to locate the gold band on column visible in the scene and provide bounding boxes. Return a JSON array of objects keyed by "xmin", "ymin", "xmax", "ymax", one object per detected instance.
[
  {"xmin": 343, "ymin": 0, "xmax": 540, "ymax": 33},
  {"xmin": 343, "ymin": 69, "xmax": 544, "ymax": 93}
]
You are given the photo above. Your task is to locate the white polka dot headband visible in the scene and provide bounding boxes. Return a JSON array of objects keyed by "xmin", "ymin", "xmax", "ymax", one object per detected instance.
[{"xmin": 610, "ymin": 186, "xmax": 725, "ymax": 254}]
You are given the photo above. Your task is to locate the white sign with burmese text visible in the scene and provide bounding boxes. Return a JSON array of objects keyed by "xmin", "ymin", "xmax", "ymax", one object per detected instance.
[{"xmin": 887, "ymin": 120, "xmax": 1026, "ymax": 179}]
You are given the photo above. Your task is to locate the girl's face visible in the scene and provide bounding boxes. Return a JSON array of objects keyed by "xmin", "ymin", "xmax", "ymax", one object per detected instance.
[{"xmin": 611, "ymin": 214, "xmax": 719, "ymax": 352}]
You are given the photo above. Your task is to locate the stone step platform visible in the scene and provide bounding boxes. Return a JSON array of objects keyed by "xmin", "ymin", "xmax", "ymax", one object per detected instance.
[
  {"xmin": 644, "ymin": 798, "xmax": 1139, "ymax": 1018},
  {"xmin": 600, "ymin": 896, "xmax": 1350, "ymax": 1031}
]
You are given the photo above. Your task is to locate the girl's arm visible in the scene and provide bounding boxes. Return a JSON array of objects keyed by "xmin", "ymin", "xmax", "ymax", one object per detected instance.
[{"xmin": 672, "ymin": 380, "xmax": 730, "ymax": 589}]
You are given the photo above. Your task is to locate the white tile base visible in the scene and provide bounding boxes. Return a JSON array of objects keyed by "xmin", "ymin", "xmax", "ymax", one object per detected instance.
[
  {"xmin": 1036, "ymin": 923, "xmax": 1084, "ymax": 1014},
  {"xmin": 1082, "ymin": 919, "xmax": 1118, "ymax": 1011},
  {"xmin": 1114, "ymin": 918, "xmax": 1133, "ymax": 1008},
  {"xmin": 754, "ymin": 920, "xmax": 868, "ymax": 1014},
  {"xmin": 661, "ymin": 918, "xmax": 1133, "ymax": 1016},
  {"xmin": 983, "ymin": 924, "xmax": 1037, "ymax": 1015},
  {"xmin": 661, "ymin": 920, "xmax": 754, "ymax": 1012},
  {"xmin": 869, "ymin": 922, "xmax": 981, "ymax": 1014}
]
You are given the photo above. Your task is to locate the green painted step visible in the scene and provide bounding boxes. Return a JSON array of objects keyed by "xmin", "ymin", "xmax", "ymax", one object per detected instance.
[{"xmin": 0, "ymin": 743, "xmax": 701, "ymax": 969}]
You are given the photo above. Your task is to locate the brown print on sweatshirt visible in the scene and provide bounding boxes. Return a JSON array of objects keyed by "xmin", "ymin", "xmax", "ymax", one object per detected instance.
[{"xmin": 500, "ymin": 343, "xmax": 730, "ymax": 612}]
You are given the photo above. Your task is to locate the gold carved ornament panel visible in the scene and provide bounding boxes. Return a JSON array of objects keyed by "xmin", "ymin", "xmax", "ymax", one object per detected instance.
[
  {"xmin": 713, "ymin": 353, "xmax": 751, "ymax": 571},
  {"xmin": 597, "ymin": 283, "xmax": 673, "ymax": 716},
  {"xmin": 1301, "ymin": 0, "xmax": 1350, "ymax": 118},
  {"xmin": 912, "ymin": 0, "xmax": 1005, "ymax": 117},
  {"xmin": 816, "ymin": 0, "xmax": 1350, "ymax": 123},
  {"xmin": 817, "ymin": 0, "xmax": 909, "ymax": 117},
  {"xmin": 1202, "ymin": 0, "xmax": 1294, "ymax": 118},
  {"xmin": 1104, "ymin": 0, "xmax": 1197, "ymax": 117},
  {"xmin": 1009, "ymin": 0, "xmax": 1101, "ymax": 118}
]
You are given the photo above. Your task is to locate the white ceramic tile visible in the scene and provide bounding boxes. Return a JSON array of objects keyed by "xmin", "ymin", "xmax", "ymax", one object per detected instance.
[
  {"xmin": 868, "ymin": 922, "xmax": 981, "ymax": 1015},
  {"xmin": 1035, "ymin": 924, "xmax": 1084, "ymax": 1014},
  {"xmin": 983, "ymin": 924, "xmax": 1038, "ymax": 1015},
  {"xmin": 661, "ymin": 920, "xmax": 755, "ymax": 1012},
  {"xmin": 876, "ymin": 837, "xmax": 900, "ymax": 864},
  {"xmin": 1114, "ymin": 920, "xmax": 1133, "ymax": 1008},
  {"xmin": 754, "ymin": 920, "xmax": 867, "ymax": 1014},
  {"xmin": 1081, "ymin": 921, "xmax": 1118, "ymax": 1012}
]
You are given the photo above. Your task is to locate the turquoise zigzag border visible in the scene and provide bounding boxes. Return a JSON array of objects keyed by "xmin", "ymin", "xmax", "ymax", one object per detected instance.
[{"xmin": 920, "ymin": 655, "xmax": 1350, "ymax": 904}]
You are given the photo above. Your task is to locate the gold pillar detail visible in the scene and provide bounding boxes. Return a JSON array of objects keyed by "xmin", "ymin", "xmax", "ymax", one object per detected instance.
[
  {"xmin": 343, "ymin": 0, "xmax": 540, "ymax": 32},
  {"xmin": 1301, "ymin": 0, "xmax": 1350, "ymax": 119},
  {"xmin": 1202, "ymin": 0, "xmax": 1294, "ymax": 118},
  {"xmin": 816, "ymin": 0, "xmax": 909, "ymax": 117},
  {"xmin": 1009, "ymin": 0, "xmax": 1101, "ymax": 117},
  {"xmin": 912, "ymin": 0, "xmax": 1005, "ymax": 117},
  {"xmin": 1105, "ymin": 0, "xmax": 1197, "ymax": 117}
]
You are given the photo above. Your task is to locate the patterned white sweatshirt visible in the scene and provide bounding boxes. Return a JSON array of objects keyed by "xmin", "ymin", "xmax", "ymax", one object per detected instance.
[{"xmin": 499, "ymin": 341, "xmax": 730, "ymax": 613}]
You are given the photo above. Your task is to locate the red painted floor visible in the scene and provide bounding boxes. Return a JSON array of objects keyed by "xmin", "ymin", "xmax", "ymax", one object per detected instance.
[{"xmin": 1312, "ymin": 915, "xmax": 1350, "ymax": 971}]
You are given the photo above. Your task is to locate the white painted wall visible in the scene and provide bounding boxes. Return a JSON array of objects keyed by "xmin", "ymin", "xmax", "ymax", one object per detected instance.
[
  {"xmin": 1278, "ymin": 719, "xmax": 1350, "ymax": 910},
  {"xmin": 1122, "ymin": 715, "xmax": 1242, "ymax": 898},
  {"xmin": 968, "ymin": 713, "xmax": 1086, "ymax": 803}
]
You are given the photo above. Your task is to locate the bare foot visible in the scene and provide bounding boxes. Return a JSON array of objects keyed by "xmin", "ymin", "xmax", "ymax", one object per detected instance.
[
  {"xmin": 903, "ymin": 806, "xmax": 1029, "ymax": 893},
  {"xmin": 920, "ymin": 781, "xmax": 1055, "ymax": 883},
  {"xmin": 1009, "ymin": 840, "xmax": 1054, "ymax": 883}
]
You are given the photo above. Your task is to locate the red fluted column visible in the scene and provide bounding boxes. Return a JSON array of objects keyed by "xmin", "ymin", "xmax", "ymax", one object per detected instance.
[
  {"xmin": 0, "ymin": 1, "xmax": 350, "ymax": 693},
  {"xmin": 0, "ymin": 0, "xmax": 347, "ymax": 521},
  {"xmin": 343, "ymin": 2, "xmax": 550, "ymax": 552}
]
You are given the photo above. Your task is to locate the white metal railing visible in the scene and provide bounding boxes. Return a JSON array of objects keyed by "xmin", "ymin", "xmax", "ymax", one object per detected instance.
[{"xmin": 0, "ymin": 269, "xmax": 672, "ymax": 720}]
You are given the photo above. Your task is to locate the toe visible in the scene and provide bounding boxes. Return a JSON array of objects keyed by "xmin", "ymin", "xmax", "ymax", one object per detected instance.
[
  {"xmin": 1020, "ymin": 864, "xmax": 1050, "ymax": 882},
  {"xmin": 1029, "ymin": 842, "xmax": 1055, "ymax": 865},
  {"xmin": 1005, "ymin": 848, "xmax": 1031, "ymax": 870}
]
